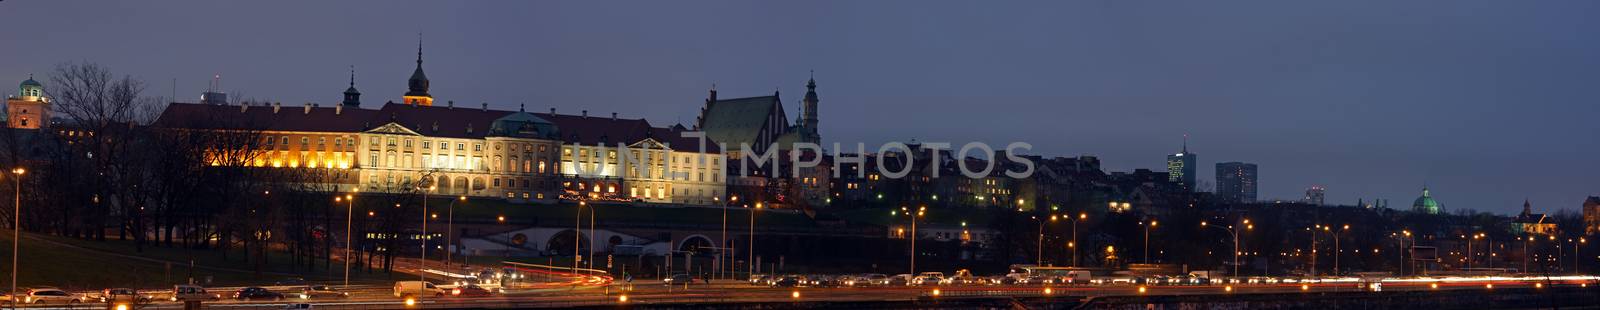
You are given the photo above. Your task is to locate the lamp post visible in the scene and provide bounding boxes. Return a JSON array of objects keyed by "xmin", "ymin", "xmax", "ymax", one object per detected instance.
[
  {"xmin": 1032, "ymin": 214, "xmax": 1058, "ymax": 266},
  {"xmin": 420, "ymin": 185, "xmax": 435, "ymax": 283},
  {"xmin": 587, "ymin": 202, "xmax": 595, "ymax": 274},
  {"xmin": 749, "ymin": 200, "xmax": 761, "ymax": 276},
  {"xmin": 717, "ymin": 197, "xmax": 725, "ymax": 280},
  {"xmin": 1072, "ymin": 213, "xmax": 1086, "ymax": 267},
  {"xmin": 446, "ymin": 196, "xmax": 465, "ymax": 267},
  {"xmin": 1320, "ymin": 224, "xmax": 1348, "ymax": 275},
  {"xmin": 896, "ymin": 206, "xmax": 925, "ymax": 275},
  {"xmin": 1142, "ymin": 219, "xmax": 1158, "ymax": 264},
  {"xmin": 9, "ymin": 167, "xmax": 23, "ymax": 309},
  {"xmin": 336, "ymin": 188, "xmax": 356, "ymax": 288},
  {"xmin": 1396, "ymin": 230, "xmax": 1412, "ymax": 276},
  {"xmin": 1576, "ymin": 237, "xmax": 1587, "ymax": 274},
  {"xmin": 1202, "ymin": 217, "xmax": 1250, "ymax": 277},
  {"xmin": 575, "ymin": 201, "xmax": 585, "ymax": 275}
]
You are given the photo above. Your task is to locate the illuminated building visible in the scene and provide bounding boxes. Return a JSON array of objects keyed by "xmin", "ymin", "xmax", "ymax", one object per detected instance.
[
  {"xmin": 1411, "ymin": 186, "xmax": 1442, "ymax": 215},
  {"xmin": 6, "ymin": 75, "xmax": 50, "ymax": 129},
  {"xmin": 1165, "ymin": 137, "xmax": 1195, "ymax": 191},
  {"xmin": 152, "ymin": 50, "xmax": 723, "ymax": 205},
  {"xmin": 1215, "ymin": 162, "xmax": 1257, "ymax": 203}
]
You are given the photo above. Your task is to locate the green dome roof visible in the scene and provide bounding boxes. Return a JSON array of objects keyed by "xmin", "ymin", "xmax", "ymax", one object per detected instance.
[
  {"xmin": 1411, "ymin": 187, "xmax": 1441, "ymax": 214},
  {"xmin": 20, "ymin": 77, "xmax": 41, "ymax": 88}
]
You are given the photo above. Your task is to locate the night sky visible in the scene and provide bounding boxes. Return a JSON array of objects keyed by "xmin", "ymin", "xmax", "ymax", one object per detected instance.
[{"xmin": 2, "ymin": 1, "xmax": 1596, "ymax": 215}]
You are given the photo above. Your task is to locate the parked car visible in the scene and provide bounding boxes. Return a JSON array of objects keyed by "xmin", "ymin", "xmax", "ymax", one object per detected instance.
[
  {"xmin": 449, "ymin": 285, "xmax": 494, "ymax": 297},
  {"xmin": 771, "ymin": 275, "xmax": 801, "ymax": 287},
  {"xmin": 888, "ymin": 274, "xmax": 914, "ymax": 286},
  {"xmin": 233, "ymin": 287, "xmax": 284, "ymax": 301},
  {"xmin": 99, "ymin": 288, "xmax": 151, "ymax": 303},
  {"xmin": 663, "ymin": 274, "xmax": 694, "ymax": 286},
  {"xmin": 171, "ymin": 285, "xmax": 220, "ymax": 302},
  {"xmin": 864, "ymin": 274, "xmax": 890, "ymax": 286},
  {"xmin": 21, "ymin": 288, "xmax": 83, "ymax": 304},
  {"xmin": 299, "ymin": 285, "xmax": 349, "ymax": 299},
  {"xmin": 393, "ymin": 281, "xmax": 444, "ymax": 298},
  {"xmin": 911, "ymin": 272, "xmax": 946, "ymax": 286}
]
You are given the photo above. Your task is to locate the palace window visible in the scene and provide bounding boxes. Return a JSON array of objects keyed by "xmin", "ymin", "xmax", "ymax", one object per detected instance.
[
  {"xmin": 457, "ymin": 143, "xmax": 465, "ymax": 151},
  {"xmin": 422, "ymin": 140, "xmax": 430, "ymax": 149},
  {"xmin": 474, "ymin": 144, "xmax": 482, "ymax": 151}
]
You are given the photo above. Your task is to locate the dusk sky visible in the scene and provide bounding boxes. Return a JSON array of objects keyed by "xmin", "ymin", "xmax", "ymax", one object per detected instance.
[{"xmin": 2, "ymin": 1, "xmax": 1596, "ymax": 215}]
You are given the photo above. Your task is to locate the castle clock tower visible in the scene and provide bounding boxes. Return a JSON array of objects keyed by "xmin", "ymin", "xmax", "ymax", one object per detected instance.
[{"xmin": 7, "ymin": 75, "xmax": 50, "ymax": 129}]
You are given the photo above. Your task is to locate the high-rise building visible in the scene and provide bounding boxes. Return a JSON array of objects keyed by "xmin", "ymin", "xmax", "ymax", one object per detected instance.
[
  {"xmin": 1583, "ymin": 196, "xmax": 1600, "ymax": 235},
  {"xmin": 1166, "ymin": 137, "xmax": 1196, "ymax": 191},
  {"xmin": 1304, "ymin": 186, "xmax": 1326, "ymax": 206},
  {"xmin": 1215, "ymin": 162, "xmax": 1257, "ymax": 203}
]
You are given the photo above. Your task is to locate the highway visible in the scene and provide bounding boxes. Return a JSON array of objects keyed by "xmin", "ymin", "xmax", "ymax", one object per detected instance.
[{"xmin": 6, "ymin": 273, "xmax": 1598, "ymax": 309}]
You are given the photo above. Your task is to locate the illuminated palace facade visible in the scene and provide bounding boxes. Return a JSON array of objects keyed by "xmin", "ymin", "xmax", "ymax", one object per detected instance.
[{"xmin": 152, "ymin": 47, "xmax": 725, "ymax": 205}]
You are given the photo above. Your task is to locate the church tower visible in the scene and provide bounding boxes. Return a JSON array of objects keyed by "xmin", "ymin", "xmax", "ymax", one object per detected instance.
[
  {"xmin": 402, "ymin": 37, "xmax": 434, "ymax": 106},
  {"xmin": 7, "ymin": 75, "xmax": 50, "ymax": 129},
  {"xmin": 798, "ymin": 73, "xmax": 821, "ymax": 143},
  {"xmin": 342, "ymin": 66, "xmax": 362, "ymax": 107}
]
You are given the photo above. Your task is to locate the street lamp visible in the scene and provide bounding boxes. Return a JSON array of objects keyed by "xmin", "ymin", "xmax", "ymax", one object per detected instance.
[
  {"xmin": 1031, "ymin": 214, "xmax": 1059, "ymax": 266},
  {"xmin": 420, "ymin": 185, "xmax": 435, "ymax": 283},
  {"xmin": 1142, "ymin": 219, "xmax": 1158, "ymax": 264},
  {"xmin": 1201, "ymin": 217, "xmax": 1250, "ymax": 277},
  {"xmin": 896, "ymin": 206, "xmax": 926, "ymax": 275},
  {"xmin": 575, "ymin": 201, "xmax": 586, "ymax": 275},
  {"xmin": 446, "ymin": 196, "xmax": 466, "ymax": 267},
  {"xmin": 8, "ymin": 167, "xmax": 23, "ymax": 308},
  {"xmin": 1072, "ymin": 213, "xmax": 1087, "ymax": 267},
  {"xmin": 336, "ymin": 188, "xmax": 357, "ymax": 288}
]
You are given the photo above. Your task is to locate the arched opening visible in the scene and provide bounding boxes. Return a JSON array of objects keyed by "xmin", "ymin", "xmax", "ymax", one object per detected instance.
[
  {"xmin": 678, "ymin": 235, "xmax": 714, "ymax": 256},
  {"xmin": 546, "ymin": 230, "xmax": 589, "ymax": 256}
]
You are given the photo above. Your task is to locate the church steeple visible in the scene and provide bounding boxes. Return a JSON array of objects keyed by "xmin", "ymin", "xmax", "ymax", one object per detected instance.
[
  {"xmin": 403, "ymin": 34, "xmax": 433, "ymax": 106},
  {"xmin": 798, "ymin": 71, "xmax": 820, "ymax": 143},
  {"xmin": 342, "ymin": 66, "xmax": 361, "ymax": 107}
]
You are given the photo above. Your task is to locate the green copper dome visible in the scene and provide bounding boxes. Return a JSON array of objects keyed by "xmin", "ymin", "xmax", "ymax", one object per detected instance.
[
  {"xmin": 1411, "ymin": 187, "xmax": 1441, "ymax": 215},
  {"xmin": 20, "ymin": 77, "xmax": 41, "ymax": 88}
]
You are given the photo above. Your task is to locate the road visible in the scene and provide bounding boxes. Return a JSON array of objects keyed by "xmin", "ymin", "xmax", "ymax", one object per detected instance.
[{"xmin": 7, "ymin": 273, "xmax": 1597, "ymax": 309}]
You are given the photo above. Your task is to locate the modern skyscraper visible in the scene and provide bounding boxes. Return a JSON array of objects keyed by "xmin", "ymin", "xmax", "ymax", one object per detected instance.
[
  {"xmin": 1166, "ymin": 136, "xmax": 1196, "ymax": 191},
  {"xmin": 1305, "ymin": 186, "xmax": 1326, "ymax": 206},
  {"xmin": 1215, "ymin": 162, "xmax": 1257, "ymax": 203}
]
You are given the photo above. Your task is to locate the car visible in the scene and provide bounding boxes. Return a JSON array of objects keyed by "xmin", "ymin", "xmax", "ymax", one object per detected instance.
[
  {"xmin": 888, "ymin": 274, "xmax": 913, "ymax": 286},
  {"xmin": 21, "ymin": 288, "xmax": 83, "ymax": 305},
  {"xmin": 748, "ymin": 274, "xmax": 769, "ymax": 285},
  {"xmin": 911, "ymin": 272, "xmax": 945, "ymax": 286},
  {"xmin": 771, "ymin": 275, "xmax": 801, "ymax": 287},
  {"xmin": 864, "ymin": 274, "xmax": 890, "ymax": 286},
  {"xmin": 299, "ymin": 285, "xmax": 349, "ymax": 299},
  {"xmin": 234, "ymin": 287, "xmax": 284, "ymax": 301},
  {"xmin": 449, "ymin": 285, "xmax": 494, "ymax": 297},
  {"xmin": 100, "ymin": 288, "xmax": 151, "ymax": 304},
  {"xmin": 393, "ymin": 281, "xmax": 445, "ymax": 298},
  {"xmin": 663, "ymin": 274, "xmax": 694, "ymax": 286},
  {"xmin": 172, "ymin": 285, "xmax": 220, "ymax": 302}
]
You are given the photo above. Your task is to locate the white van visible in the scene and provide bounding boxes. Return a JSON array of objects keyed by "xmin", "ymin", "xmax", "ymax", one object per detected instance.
[{"xmin": 393, "ymin": 281, "xmax": 444, "ymax": 298}]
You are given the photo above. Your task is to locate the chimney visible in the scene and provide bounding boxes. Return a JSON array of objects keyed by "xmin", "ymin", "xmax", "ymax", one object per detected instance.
[
  {"xmin": 335, "ymin": 104, "xmax": 343, "ymax": 115},
  {"xmin": 447, "ymin": 100, "xmax": 454, "ymax": 109},
  {"xmin": 482, "ymin": 102, "xmax": 488, "ymax": 112},
  {"xmin": 242, "ymin": 103, "xmax": 250, "ymax": 113},
  {"xmin": 549, "ymin": 108, "xmax": 556, "ymax": 114},
  {"xmin": 611, "ymin": 112, "xmax": 617, "ymax": 120},
  {"xmin": 582, "ymin": 110, "xmax": 588, "ymax": 117},
  {"xmin": 303, "ymin": 103, "xmax": 312, "ymax": 114},
  {"xmin": 272, "ymin": 102, "xmax": 281, "ymax": 114}
]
